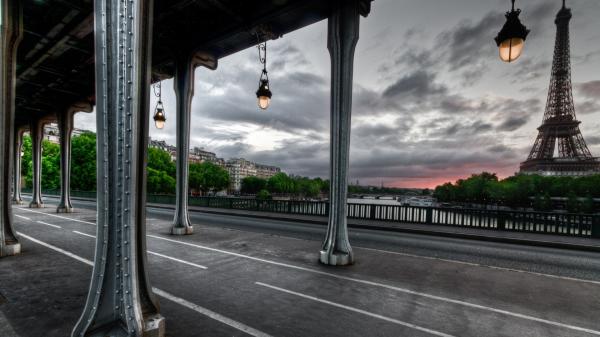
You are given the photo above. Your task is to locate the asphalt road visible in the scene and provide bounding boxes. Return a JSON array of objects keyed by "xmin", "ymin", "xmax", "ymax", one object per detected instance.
[{"xmin": 1, "ymin": 197, "xmax": 600, "ymax": 337}]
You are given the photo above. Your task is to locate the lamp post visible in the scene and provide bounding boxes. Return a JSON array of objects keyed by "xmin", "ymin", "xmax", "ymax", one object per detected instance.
[
  {"xmin": 494, "ymin": 0, "xmax": 530, "ymax": 63},
  {"xmin": 153, "ymin": 81, "xmax": 166, "ymax": 129},
  {"xmin": 256, "ymin": 37, "xmax": 272, "ymax": 109}
]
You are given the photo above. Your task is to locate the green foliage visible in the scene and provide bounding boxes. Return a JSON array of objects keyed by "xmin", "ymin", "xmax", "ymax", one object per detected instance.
[
  {"xmin": 434, "ymin": 172, "xmax": 600, "ymax": 212},
  {"xmin": 71, "ymin": 132, "xmax": 97, "ymax": 191},
  {"xmin": 148, "ymin": 147, "xmax": 175, "ymax": 176},
  {"xmin": 241, "ymin": 176, "xmax": 267, "ymax": 194},
  {"xmin": 147, "ymin": 167, "xmax": 175, "ymax": 194},
  {"xmin": 256, "ymin": 189, "xmax": 272, "ymax": 200},
  {"xmin": 266, "ymin": 172, "xmax": 296, "ymax": 194},
  {"xmin": 21, "ymin": 136, "xmax": 60, "ymax": 189},
  {"xmin": 189, "ymin": 161, "xmax": 229, "ymax": 194}
]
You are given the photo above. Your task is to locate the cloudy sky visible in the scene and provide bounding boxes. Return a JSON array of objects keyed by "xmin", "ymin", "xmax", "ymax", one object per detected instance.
[{"xmin": 75, "ymin": 0, "xmax": 600, "ymax": 188}]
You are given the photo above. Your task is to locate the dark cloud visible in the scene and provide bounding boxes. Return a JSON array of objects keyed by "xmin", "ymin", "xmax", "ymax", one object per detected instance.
[
  {"xmin": 382, "ymin": 70, "xmax": 447, "ymax": 99},
  {"xmin": 577, "ymin": 80, "xmax": 600, "ymax": 98},
  {"xmin": 497, "ymin": 115, "xmax": 530, "ymax": 131}
]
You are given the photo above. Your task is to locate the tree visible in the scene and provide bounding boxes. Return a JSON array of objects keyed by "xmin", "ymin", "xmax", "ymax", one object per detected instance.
[
  {"xmin": 21, "ymin": 136, "xmax": 60, "ymax": 190},
  {"xmin": 189, "ymin": 162, "xmax": 229, "ymax": 195},
  {"xmin": 147, "ymin": 167, "xmax": 175, "ymax": 194},
  {"xmin": 266, "ymin": 172, "xmax": 295, "ymax": 194},
  {"xmin": 71, "ymin": 132, "xmax": 97, "ymax": 191},
  {"xmin": 256, "ymin": 189, "xmax": 271, "ymax": 200},
  {"xmin": 241, "ymin": 176, "xmax": 266, "ymax": 194},
  {"xmin": 148, "ymin": 147, "xmax": 175, "ymax": 177}
]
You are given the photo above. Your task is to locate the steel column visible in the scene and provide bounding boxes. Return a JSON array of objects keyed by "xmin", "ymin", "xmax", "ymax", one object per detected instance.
[
  {"xmin": 72, "ymin": 0, "xmax": 164, "ymax": 336},
  {"xmin": 171, "ymin": 54, "xmax": 195, "ymax": 235},
  {"xmin": 0, "ymin": 0, "xmax": 23, "ymax": 257},
  {"xmin": 320, "ymin": 0, "xmax": 360, "ymax": 266},
  {"xmin": 12, "ymin": 127, "xmax": 25, "ymax": 205},
  {"xmin": 57, "ymin": 110, "xmax": 74, "ymax": 212},
  {"xmin": 29, "ymin": 118, "xmax": 44, "ymax": 208}
]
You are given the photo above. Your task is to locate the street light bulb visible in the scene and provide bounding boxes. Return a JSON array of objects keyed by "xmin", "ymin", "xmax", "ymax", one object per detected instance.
[
  {"xmin": 258, "ymin": 96, "xmax": 270, "ymax": 110},
  {"xmin": 256, "ymin": 79, "xmax": 272, "ymax": 110},
  {"xmin": 155, "ymin": 118, "xmax": 165, "ymax": 129},
  {"xmin": 153, "ymin": 103, "xmax": 166, "ymax": 129},
  {"xmin": 498, "ymin": 37, "xmax": 524, "ymax": 62}
]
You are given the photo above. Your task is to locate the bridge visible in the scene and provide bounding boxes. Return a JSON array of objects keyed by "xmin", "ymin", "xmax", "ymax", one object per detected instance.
[{"xmin": 1, "ymin": 0, "xmax": 600, "ymax": 336}]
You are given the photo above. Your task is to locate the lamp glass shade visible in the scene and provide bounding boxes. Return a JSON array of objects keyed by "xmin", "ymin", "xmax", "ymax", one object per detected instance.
[
  {"xmin": 499, "ymin": 37, "xmax": 524, "ymax": 62},
  {"xmin": 258, "ymin": 96, "xmax": 271, "ymax": 110},
  {"xmin": 153, "ymin": 108, "xmax": 166, "ymax": 129}
]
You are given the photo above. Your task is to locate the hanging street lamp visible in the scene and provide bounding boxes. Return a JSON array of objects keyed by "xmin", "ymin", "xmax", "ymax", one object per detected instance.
[
  {"xmin": 256, "ymin": 37, "xmax": 272, "ymax": 110},
  {"xmin": 153, "ymin": 81, "xmax": 166, "ymax": 129},
  {"xmin": 494, "ymin": 0, "xmax": 530, "ymax": 63}
]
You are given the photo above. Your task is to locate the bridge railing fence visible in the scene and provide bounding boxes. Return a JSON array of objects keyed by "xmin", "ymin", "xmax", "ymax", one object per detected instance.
[{"xmin": 22, "ymin": 189, "xmax": 600, "ymax": 238}]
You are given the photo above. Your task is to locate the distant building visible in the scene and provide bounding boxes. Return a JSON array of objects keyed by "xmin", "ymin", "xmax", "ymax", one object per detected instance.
[
  {"xmin": 42, "ymin": 123, "xmax": 92, "ymax": 144},
  {"xmin": 189, "ymin": 147, "xmax": 217, "ymax": 164},
  {"xmin": 255, "ymin": 163, "xmax": 281, "ymax": 180},
  {"xmin": 226, "ymin": 158, "xmax": 281, "ymax": 193}
]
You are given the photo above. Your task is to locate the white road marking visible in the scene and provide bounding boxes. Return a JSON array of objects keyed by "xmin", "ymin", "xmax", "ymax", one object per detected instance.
[
  {"xmin": 256, "ymin": 282, "xmax": 455, "ymax": 337},
  {"xmin": 17, "ymin": 232, "xmax": 92, "ymax": 266},
  {"xmin": 17, "ymin": 232, "xmax": 271, "ymax": 337},
  {"xmin": 153, "ymin": 288, "xmax": 272, "ymax": 337},
  {"xmin": 147, "ymin": 218, "xmax": 158, "ymax": 221},
  {"xmin": 35, "ymin": 221, "xmax": 62, "ymax": 229},
  {"xmin": 147, "ymin": 251, "xmax": 208, "ymax": 270},
  {"xmin": 149, "ymin": 234, "xmax": 600, "ymax": 336},
  {"xmin": 17, "ymin": 208, "xmax": 96, "ymax": 225},
  {"xmin": 73, "ymin": 230, "xmax": 95, "ymax": 238},
  {"xmin": 14, "ymin": 214, "xmax": 31, "ymax": 221},
  {"xmin": 72, "ymin": 231, "xmax": 207, "ymax": 270}
]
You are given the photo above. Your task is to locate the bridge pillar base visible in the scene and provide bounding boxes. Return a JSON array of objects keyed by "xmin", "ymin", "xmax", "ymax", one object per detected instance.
[
  {"xmin": 28, "ymin": 202, "xmax": 43, "ymax": 208},
  {"xmin": 12, "ymin": 199, "xmax": 23, "ymax": 205},
  {"xmin": 56, "ymin": 206, "xmax": 73, "ymax": 213},
  {"xmin": 143, "ymin": 314, "xmax": 166, "ymax": 337},
  {"xmin": 171, "ymin": 226, "xmax": 193, "ymax": 235},
  {"xmin": 319, "ymin": 250, "xmax": 353, "ymax": 266},
  {"xmin": 1, "ymin": 242, "xmax": 21, "ymax": 256}
]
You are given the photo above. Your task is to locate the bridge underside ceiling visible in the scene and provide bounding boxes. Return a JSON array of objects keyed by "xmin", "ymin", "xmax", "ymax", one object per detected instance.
[{"xmin": 15, "ymin": 0, "xmax": 371, "ymax": 127}]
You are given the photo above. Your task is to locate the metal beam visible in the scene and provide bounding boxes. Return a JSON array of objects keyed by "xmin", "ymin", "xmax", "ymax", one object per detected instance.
[
  {"xmin": 320, "ymin": 0, "xmax": 361, "ymax": 266},
  {"xmin": 0, "ymin": 0, "xmax": 23, "ymax": 257},
  {"xmin": 72, "ymin": 0, "xmax": 164, "ymax": 335},
  {"xmin": 12, "ymin": 127, "xmax": 25, "ymax": 205},
  {"xmin": 28, "ymin": 117, "xmax": 45, "ymax": 208}
]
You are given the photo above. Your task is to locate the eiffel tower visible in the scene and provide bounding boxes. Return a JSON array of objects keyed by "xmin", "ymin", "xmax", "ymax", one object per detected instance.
[{"xmin": 520, "ymin": 0, "xmax": 600, "ymax": 176}]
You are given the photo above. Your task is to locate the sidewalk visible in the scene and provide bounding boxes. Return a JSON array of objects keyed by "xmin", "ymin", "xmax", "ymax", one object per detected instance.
[{"xmin": 147, "ymin": 202, "xmax": 600, "ymax": 253}]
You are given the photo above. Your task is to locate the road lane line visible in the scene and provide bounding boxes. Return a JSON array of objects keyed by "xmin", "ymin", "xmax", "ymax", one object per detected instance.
[
  {"xmin": 72, "ymin": 231, "xmax": 208, "ymax": 270},
  {"xmin": 17, "ymin": 232, "xmax": 92, "ymax": 266},
  {"xmin": 147, "ymin": 251, "xmax": 208, "ymax": 270},
  {"xmin": 14, "ymin": 215, "xmax": 31, "ymax": 221},
  {"xmin": 153, "ymin": 288, "xmax": 271, "ymax": 337},
  {"xmin": 255, "ymin": 281, "xmax": 454, "ymax": 337},
  {"xmin": 17, "ymin": 208, "xmax": 96, "ymax": 225},
  {"xmin": 148, "ymin": 234, "xmax": 600, "ymax": 336},
  {"xmin": 36, "ymin": 221, "xmax": 62, "ymax": 229},
  {"xmin": 16, "ymin": 232, "xmax": 271, "ymax": 337},
  {"xmin": 73, "ymin": 230, "xmax": 95, "ymax": 238}
]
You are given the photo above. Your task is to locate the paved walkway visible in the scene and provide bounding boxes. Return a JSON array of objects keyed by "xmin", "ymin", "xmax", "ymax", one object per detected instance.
[{"xmin": 1, "ymin": 202, "xmax": 600, "ymax": 337}]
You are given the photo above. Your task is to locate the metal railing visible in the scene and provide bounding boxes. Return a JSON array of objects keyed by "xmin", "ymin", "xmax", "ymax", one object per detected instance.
[{"xmin": 24, "ymin": 189, "xmax": 600, "ymax": 238}]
